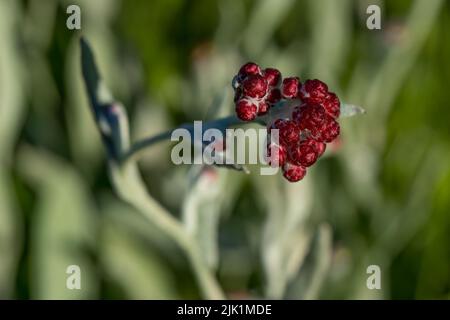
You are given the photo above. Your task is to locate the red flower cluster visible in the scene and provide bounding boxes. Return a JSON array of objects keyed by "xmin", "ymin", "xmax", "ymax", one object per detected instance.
[
  {"xmin": 232, "ymin": 62, "xmax": 341, "ymax": 182},
  {"xmin": 233, "ymin": 62, "xmax": 282, "ymax": 121}
]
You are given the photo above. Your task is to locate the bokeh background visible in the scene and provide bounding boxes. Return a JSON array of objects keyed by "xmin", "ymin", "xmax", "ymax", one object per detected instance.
[{"xmin": 0, "ymin": 0, "xmax": 449, "ymax": 299}]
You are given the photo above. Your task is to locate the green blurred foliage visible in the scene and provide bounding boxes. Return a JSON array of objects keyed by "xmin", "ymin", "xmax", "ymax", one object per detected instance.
[{"xmin": 0, "ymin": 0, "xmax": 448, "ymax": 299}]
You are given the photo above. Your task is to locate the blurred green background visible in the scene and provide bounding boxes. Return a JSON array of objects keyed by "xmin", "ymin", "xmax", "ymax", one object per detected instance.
[{"xmin": 0, "ymin": 0, "xmax": 449, "ymax": 299}]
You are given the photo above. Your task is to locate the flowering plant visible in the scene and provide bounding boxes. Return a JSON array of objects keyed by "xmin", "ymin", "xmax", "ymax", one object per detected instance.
[{"xmin": 80, "ymin": 38, "xmax": 364, "ymax": 299}]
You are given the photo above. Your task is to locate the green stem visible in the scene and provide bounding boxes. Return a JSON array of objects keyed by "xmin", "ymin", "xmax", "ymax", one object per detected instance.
[
  {"xmin": 110, "ymin": 161, "xmax": 225, "ymax": 299},
  {"xmin": 80, "ymin": 36, "xmax": 225, "ymax": 300},
  {"xmin": 120, "ymin": 115, "xmax": 241, "ymax": 164}
]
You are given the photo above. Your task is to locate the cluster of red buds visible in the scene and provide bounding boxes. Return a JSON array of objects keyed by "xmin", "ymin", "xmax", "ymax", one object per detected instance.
[{"xmin": 232, "ymin": 62, "xmax": 341, "ymax": 182}]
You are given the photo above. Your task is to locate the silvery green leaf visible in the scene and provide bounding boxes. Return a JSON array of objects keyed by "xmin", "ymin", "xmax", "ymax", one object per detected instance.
[
  {"xmin": 285, "ymin": 224, "xmax": 332, "ymax": 300},
  {"xmin": 0, "ymin": 0, "xmax": 26, "ymax": 298},
  {"xmin": 100, "ymin": 199, "xmax": 178, "ymax": 299},
  {"xmin": 81, "ymin": 38, "xmax": 130, "ymax": 161},
  {"xmin": 182, "ymin": 167, "xmax": 225, "ymax": 270},
  {"xmin": 18, "ymin": 147, "xmax": 98, "ymax": 299}
]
